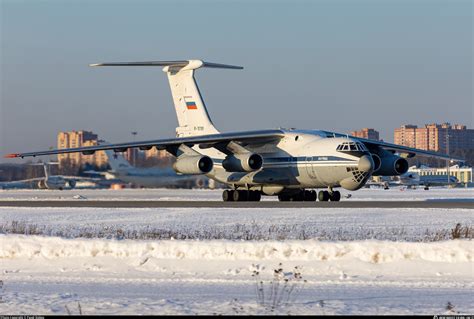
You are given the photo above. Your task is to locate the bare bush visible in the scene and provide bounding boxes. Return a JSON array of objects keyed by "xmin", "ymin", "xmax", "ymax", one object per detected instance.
[
  {"xmin": 251, "ymin": 263, "xmax": 306, "ymax": 313},
  {"xmin": 65, "ymin": 302, "xmax": 82, "ymax": 315}
]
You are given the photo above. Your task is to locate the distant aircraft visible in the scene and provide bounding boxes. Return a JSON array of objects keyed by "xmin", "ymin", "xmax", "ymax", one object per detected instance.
[
  {"xmin": 102, "ymin": 147, "xmax": 208, "ymax": 188},
  {"xmin": 0, "ymin": 163, "xmax": 78, "ymax": 190},
  {"xmin": 6, "ymin": 59, "xmax": 460, "ymax": 201},
  {"xmin": 368, "ymin": 171, "xmax": 458, "ymax": 190}
]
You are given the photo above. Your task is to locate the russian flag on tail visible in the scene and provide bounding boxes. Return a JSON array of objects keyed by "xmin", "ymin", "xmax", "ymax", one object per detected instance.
[{"xmin": 186, "ymin": 101, "xmax": 197, "ymax": 110}]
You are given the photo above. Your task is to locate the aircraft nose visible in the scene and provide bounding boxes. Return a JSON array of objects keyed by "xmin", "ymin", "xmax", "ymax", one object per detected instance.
[{"xmin": 358, "ymin": 155, "xmax": 374, "ymax": 173}]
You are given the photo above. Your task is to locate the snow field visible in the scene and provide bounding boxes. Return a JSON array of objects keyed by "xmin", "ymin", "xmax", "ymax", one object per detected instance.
[
  {"xmin": 1, "ymin": 235, "xmax": 472, "ymax": 264},
  {"xmin": 1, "ymin": 235, "xmax": 473, "ymax": 314},
  {"xmin": 0, "ymin": 187, "xmax": 472, "ymax": 314}
]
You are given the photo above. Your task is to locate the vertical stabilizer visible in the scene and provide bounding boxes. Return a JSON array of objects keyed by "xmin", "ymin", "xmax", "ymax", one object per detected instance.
[
  {"xmin": 43, "ymin": 163, "xmax": 49, "ymax": 179},
  {"xmin": 103, "ymin": 148, "xmax": 133, "ymax": 172},
  {"xmin": 90, "ymin": 60, "xmax": 243, "ymax": 137}
]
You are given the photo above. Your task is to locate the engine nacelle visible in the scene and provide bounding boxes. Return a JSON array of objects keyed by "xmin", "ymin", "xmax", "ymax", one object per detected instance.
[
  {"xmin": 222, "ymin": 153, "xmax": 263, "ymax": 172},
  {"xmin": 372, "ymin": 154, "xmax": 409, "ymax": 176},
  {"xmin": 173, "ymin": 155, "xmax": 213, "ymax": 175}
]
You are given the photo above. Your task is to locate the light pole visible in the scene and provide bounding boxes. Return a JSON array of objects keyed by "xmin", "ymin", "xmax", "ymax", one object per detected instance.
[
  {"xmin": 131, "ymin": 131, "xmax": 138, "ymax": 166},
  {"xmin": 446, "ymin": 126, "xmax": 450, "ymax": 187}
]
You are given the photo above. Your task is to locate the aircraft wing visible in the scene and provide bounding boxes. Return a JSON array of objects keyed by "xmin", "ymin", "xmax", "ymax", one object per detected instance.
[
  {"xmin": 5, "ymin": 129, "xmax": 285, "ymax": 159},
  {"xmin": 358, "ymin": 138, "xmax": 461, "ymax": 161},
  {"xmin": 0, "ymin": 178, "xmax": 43, "ymax": 189},
  {"xmin": 321, "ymin": 131, "xmax": 462, "ymax": 161}
]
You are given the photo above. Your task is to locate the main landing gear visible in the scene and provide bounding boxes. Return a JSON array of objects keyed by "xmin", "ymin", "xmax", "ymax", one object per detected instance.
[
  {"xmin": 277, "ymin": 190, "xmax": 317, "ymax": 201},
  {"xmin": 317, "ymin": 189, "xmax": 341, "ymax": 202},
  {"xmin": 222, "ymin": 189, "xmax": 262, "ymax": 202},
  {"xmin": 222, "ymin": 188, "xmax": 342, "ymax": 202},
  {"xmin": 277, "ymin": 188, "xmax": 341, "ymax": 202}
]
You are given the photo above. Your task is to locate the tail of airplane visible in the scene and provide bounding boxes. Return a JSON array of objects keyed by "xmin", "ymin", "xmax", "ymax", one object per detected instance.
[
  {"xmin": 90, "ymin": 60, "xmax": 243, "ymax": 137},
  {"xmin": 103, "ymin": 148, "xmax": 133, "ymax": 172},
  {"xmin": 43, "ymin": 163, "xmax": 49, "ymax": 179},
  {"xmin": 30, "ymin": 162, "xmax": 53, "ymax": 178}
]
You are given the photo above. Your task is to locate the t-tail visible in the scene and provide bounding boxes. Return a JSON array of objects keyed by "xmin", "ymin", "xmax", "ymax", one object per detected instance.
[
  {"xmin": 90, "ymin": 60, "xmax": 243, "ymax": 137},
  {"xmin": 43, "ymin": 163, "xmax": 49, "ymax": 179},
  {"xmin": 102, "ymin": 148, "xmax": 134, "ymax": 172}
]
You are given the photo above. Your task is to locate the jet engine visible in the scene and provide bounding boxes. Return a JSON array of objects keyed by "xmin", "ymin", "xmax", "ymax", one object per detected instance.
[
  {"xmin": 222, "ymin": 153, "xmax": 263, "ymax": 172},
  {"xmin": 173, "ymin": 155, "xmax": 213, "ymax": 175},
  {"xmin": 372, "ymin": 154, "xmax": 409, "ymax": 176},
  {"xmin": 37, "ymin": 179, "xmax": 66, "ymax": 190}
]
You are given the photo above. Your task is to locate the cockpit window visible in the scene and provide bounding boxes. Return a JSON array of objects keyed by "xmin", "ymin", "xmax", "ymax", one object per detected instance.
[
  {"xmin": 337, "ymin": 141, "xmax": 368, "ymax": 152},
  {"xmin": 356, "ymin": 142, "xmax": 367, "ymax": 151}
]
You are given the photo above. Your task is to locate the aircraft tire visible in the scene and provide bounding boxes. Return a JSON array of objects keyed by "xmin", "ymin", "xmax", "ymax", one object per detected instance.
[
  {"xmin": 278, "ymin": 194, "xmax": 290, "ymax": 201},
  {"xmin": 329, "ymin": 191, "xmax": 341, "ymax": 202},
  {"xmin": 318, "ymin": 190, "xmax": 330, "ymax": 202},
  {"xmin": 290, "ymin": 191, "xmax": 304, "ymax": 201},
  {"xmin": 249, "ymin": 191, "xmax": 261, "ymax": 202},
  {"xmin": 233, "ymin": 190, "xmax": 248, "ymax": 202},
  {"xmin": 304, "ymin": 190, "xmax": 317, "ymax": 201},
  {"xmin": 222, "ymin": 190, "xmax": 233, "ymax": 201}
]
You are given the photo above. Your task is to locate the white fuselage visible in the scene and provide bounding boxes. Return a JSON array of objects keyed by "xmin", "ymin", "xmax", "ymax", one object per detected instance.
[
  {"xmin": 197, "ymin": 130, "xmax": 373, "ymax": 194},
  {"xmin": 110, "ymin": 167, "xmax": 206, "ymax": 188}
]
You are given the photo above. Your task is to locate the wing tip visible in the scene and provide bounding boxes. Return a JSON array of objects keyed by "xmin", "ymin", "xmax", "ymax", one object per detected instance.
[
  {"xmin": 4, "ymin": 153, "xmax": 20, "ymax": 158},
  {"xmin": 89, "ymin": 63, "xmax": 102, "ymax": 67}
]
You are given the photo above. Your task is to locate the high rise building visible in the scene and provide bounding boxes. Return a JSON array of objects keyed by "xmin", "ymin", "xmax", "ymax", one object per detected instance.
[
  {"xmin": 350, "ymin": 128, "xmax": 380, "ymax": 141},
  {"xmin": 394, "ymin": 123, "xmax": 473, "ymax": 153},
  {"xmin": 393, "ymin": 125, "xmax": 417, "ymax": 148},
  {"xmin": 57, "ymin": 131, "xmax": 107, "ymax": 168},
  {"xmin": 145, "ymin": 147, "xmax": 170, "ymax": 160}
]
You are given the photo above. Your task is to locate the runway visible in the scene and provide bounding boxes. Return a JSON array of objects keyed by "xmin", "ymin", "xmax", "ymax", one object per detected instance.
[{"xmin": 0, "ymin": 200, "xmax": 472, "ymax": 208}]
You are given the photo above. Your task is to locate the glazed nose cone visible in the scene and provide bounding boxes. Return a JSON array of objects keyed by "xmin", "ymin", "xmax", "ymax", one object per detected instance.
[{"xmin": 358, "ymin": 155, "xmax": 374, "ymax": 173}]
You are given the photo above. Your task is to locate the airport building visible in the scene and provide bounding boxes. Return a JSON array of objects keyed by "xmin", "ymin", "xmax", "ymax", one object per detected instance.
[
  {"xmin": 351, "ymin": 128, "xmax": 380, "ymax": 141},
  {"xmin": 350, "ymin": 128, "xmax": 380, "ymax": 141},
  {"xmin": 394, "ymin": 123, "xmax": 474, "ymax": 153},
  {"xmin": 144, "ymin": 147, "xmax": 171, "ymax": 160},
  {"xmin": 409, "ymin": 165, "xmax": 473, "ymax": 184},
  {"xmin": 57, "ymin": 131, "xmax": 108, "ymax": 169}
]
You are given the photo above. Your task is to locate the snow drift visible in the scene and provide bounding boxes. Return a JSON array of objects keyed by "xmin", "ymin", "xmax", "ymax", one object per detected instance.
[{"xmin": 1, "ymin": 235, "xmax": 471, "ymax": 264}]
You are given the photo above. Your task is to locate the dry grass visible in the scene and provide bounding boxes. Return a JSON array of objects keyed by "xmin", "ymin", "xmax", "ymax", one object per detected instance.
[
  {"xmin": 0, "ymin": 220, "xmax": 472, "ymax": 242},
  {"xmin": 251, "ymin": 263, "xmax": 306, "ymax": 313}
]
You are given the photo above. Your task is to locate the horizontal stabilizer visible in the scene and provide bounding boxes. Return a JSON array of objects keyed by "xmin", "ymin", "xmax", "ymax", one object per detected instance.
[{"xmin": 90, "ymin": 60, "xmax": 243, "ymax": 70}]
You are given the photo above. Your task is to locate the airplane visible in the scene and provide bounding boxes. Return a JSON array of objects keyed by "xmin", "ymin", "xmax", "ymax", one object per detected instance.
[
  {"xmin": 368, "ymin": 169, "xmax": 458, "ymax": 190},
  {"xmin": 0, "ymin": 163, "xmax": 78, "ymax": 190},
  {"xmin": 101, "ymin": 145, "xmax": 208, "ymax": 188},
  {"xmin": 5, "ymin": 59, "xmax": 460, "ymax": 201}
]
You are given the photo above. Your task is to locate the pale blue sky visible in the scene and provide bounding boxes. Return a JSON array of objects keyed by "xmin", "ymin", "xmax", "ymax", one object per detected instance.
[{"xmin": 1, "ymin": 0, "xmax": 472, "ymax": 160}]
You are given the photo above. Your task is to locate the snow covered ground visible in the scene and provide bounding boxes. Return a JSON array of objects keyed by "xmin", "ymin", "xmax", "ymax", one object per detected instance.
[
  {"xmin": 0, "ymin": 206, "xmax": 472, "ymax": 241},
  {"xmin": 0, "ymin": 188, "xmax": 473, "ymax": 314},
  {"xmin": 0, "ymin": 186, "xmax": 473, "ymax": 202},
  {"xmin": 1, "ymin": 236, "xmax": 473, "ymax": 315}
]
